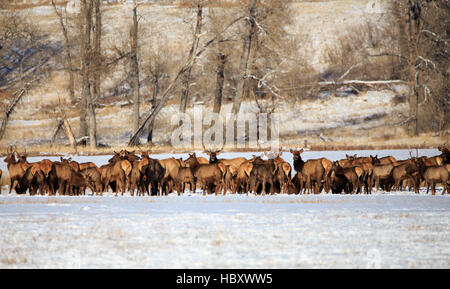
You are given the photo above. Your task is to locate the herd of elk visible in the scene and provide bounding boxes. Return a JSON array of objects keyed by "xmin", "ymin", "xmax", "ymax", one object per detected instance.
[{"xmin": 2, "ymin": 145, "xmax": 450, "ymax": 196}]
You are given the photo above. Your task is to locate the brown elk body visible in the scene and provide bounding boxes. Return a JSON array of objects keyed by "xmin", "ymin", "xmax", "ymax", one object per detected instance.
[
  {"xmin": 16, "ymin": 164, "xmax": 46, "ymax": 195},
  {"xmin": 80, "ymin": 167, "xmax": 102, "ymax": 195},
  {"xmin": 69, "ymin": 170, "xmax": 88, "ymax": 196},
  {"xmin": 232, "ymin": 157, "xmax": 255, "ymax": 195},
  {"xmin": 79, "ymin": 162, "xmax": 97, "ymax": 170},
  {"xmin": 223, "ymin": 165, "xmax": 237, "ymax": 195},
  {"xmin": 157, "ymin": 158, "xmax": 182, "ymax": 194},
  {"xmin": 185, "ymin": 154, "xmax": 224, "ymax": 195},
  {"xmin": 249, "ymin": 157, "xmax": 276, "ymax": 196},
  {"xmin": 175, "ymin": 166, "xmax": 196, "ymax": 195},
  {"xmin": 390, "ymin": 159, "xmax": 422, "ymax": 193},
  {"xmin": 371, "ymin": 163, "xmax": 395, "ymax": 192},
  {"xmin": 50, "ymin": 158, "xmax": 74, "ymax": 195},
  {"xmin": 4, "ymin": 147, "xmax": 30, "ymax": 194},
  {"xmin": 102, "ymin": 153, "xmax": 131, "ymax": 196},
  {"xmin": 329, "ymin": 162, "xmax": 361, "ymax": 194},
  {"xmin": 140, "ymin": 158, "xmax": 165, "ymax": 196},
  {"xmin": 423, "ymin": 166, "xmax": 449, "ymax": 195},
  {"xmin": 290, "ymin": 149, "xmax": 330, "ymax": 194}
]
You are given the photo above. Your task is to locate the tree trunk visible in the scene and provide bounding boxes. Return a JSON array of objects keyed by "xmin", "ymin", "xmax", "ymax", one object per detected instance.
[
  {"xmin": 79, "ymin": 0, "xmax": 91, "ymax": 138},
  {"xmin": 407, "ymin": 0, "xmax": 421, "ymax": 136},
  {"xmin": 231, "ymin": 0, "xmax": 257, "ymax": 116},
  {"xmin": 179, "ymin": 3, "xmax": 203, "ymax": 114},
  {"xmin": 88, "ymin": 0, "xmax": 101, "ymax": 149},
  {"xmin": 93, "ymin": 0, "xmax": 101, "ymax": 103},
  {"xmin": 130, "ymin": 0, "xmax": 140, "ymax": 137},
  {"xmin": 147, "ymin": 77, "xmax": 159, "ymax": 144},
  {"xmin": 51, "ymin": 0, "xmax": 75, "ymax": 103},
  {"xmin": 213, "ymin": 52, "xmax": 226, "ymax": 114}
]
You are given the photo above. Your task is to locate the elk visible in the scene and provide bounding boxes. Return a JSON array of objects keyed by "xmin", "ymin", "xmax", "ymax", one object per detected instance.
[
  {"xmin": 390, "ymin": 158, "xmax": 422, "ymax": 193},
  {"xmin": 272, "ymin": 152, "xmax": 292, "ymax": 191},
  {"xmin": 377, "ymin": 155, "xmax": 397, "ymax": 165},
  {"xmin": 220, "ymin": 165, "xmax": 236, "ymax": 195},
  {"xmin": 419, "ymin": 156, "xmax": 444, "ymax": 167},
  {"xmin": 49, "ymin": 157, "xmax": 75, "ymax": 195},
  {"xmin": 422, "ymin": 166, "xmax": 449, "ymax": 195},
  {"xmin": 205, "ymin": 150, "xmax": 247, "ymax": 172},
  {"xmin": 68, "ymin": 159, "xmax": 80, "ymax": 172},
  {"xmin": 79, "ymin": 162, "xmax": 97, "ymax": 170},
  {"xmin": 249, "ymin": 157, "xmax": 276, "ymax": 195},
  {"xmin": 329, "ymin": 161, "xmax": 361, "ymax": 194},
  {"xmin": 175, "ymin": 160, "xmax": 196, "ymax": 195},
  {"xmin": 68, "ymin": 170, "xmax": 89, "ymax": 196},
  {"xmin": 185, "ymin": 154, "xmax": 224, "ymax": 195},
  {"xmin": 4, "ymin": 146, "xmax": 30, "ymax": 194},
  {"xmin": 266, "ymin": 152, "xmax": 292, "ymax": 194},
  {"xmin": 103, "ymin": 152, "xmax": 131, "ymax": 196},
  {"xmin": 371, "ymin": 163, "xmax": 395, "ymax": 192},
  {"xmin": 438, "ymin": 146, "xmax": 449, "ymax": 164},
  {"xmin": 140, "ymin": 158, "xmax": 166, "ymax": 196},
  {"xmin": 80, "ymin": 167, "xmax": 102, "ymax": 196},
  {"xmin": 232, "ymin": 156, "xmax": 255, "ymax": 195},
  {"xmin": 339, "ymin": 155, "xmax": 374, "ymax": 194},
  {"xmin": 121, "ymin": 150, "xmax": 141, "ymax": 194},
  {"xmin": 291, "ymin": 172, "xmax": 304, "ymax": 194},
  {"xmin": 16, "ymin": 164, "xmax": 46, "ymax": 195},
  {"xmin": 290, "ymin": 148, "xmax": 331, "ymax": 194},
  {"xmin": 157, "ymin": 157, "xmax": 182, "ymax": 194}
]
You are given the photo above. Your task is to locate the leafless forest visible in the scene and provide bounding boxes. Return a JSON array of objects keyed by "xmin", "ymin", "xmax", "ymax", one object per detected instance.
[{"xmin": 0, "ymin": 0, "xmax": 448, "ymax": 152}]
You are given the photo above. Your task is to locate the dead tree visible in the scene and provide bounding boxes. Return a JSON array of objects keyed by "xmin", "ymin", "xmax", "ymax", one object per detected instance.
[
  {"xmin": 179, "ymin": 2, "xmax": 204, "ymax": 114},
  {"xmin": 394, "ymin": 0, "xmax": 450, "ymax": 136},
  {"xmin": 130, "ymin": 0, "xmax": 140, "ymax": 137},
  {"xmin": 51, "ymin": 0, "xmax": 75, "ymax": 103},
  {"xmin": 79, "ymin": 0, "xmax": 100, "ymax": 148},
  {"xmin": 128, "ymin": 14, "xmax": 244, "ymax": 146},
  {"xmin": 0, "ymin": 12, "xmax": 55, "ymax": 141},
  {"xmin": 231, "ymin": 0, "xmax": 258, "ymax": 116}
]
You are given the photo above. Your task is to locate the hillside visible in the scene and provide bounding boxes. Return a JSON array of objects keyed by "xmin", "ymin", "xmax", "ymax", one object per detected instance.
[{"xmin": 0, "ymin": 0, "xmax": 447, "ymax": 152}]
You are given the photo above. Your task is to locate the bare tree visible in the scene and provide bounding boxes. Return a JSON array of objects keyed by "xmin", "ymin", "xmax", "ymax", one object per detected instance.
[
  {"xmin": 130, "ymin": 0, "xmax": 141, "ymax": 137},
  {"xmin": 79, "ymin": 0, "xmax": 100, "ymax": 148},
  {"xmin": 393, "ymin": 0, "xmax": 449, "ymax": 136},
  {"xmin": 179, "ymin": 1, "xmax": 204, "ymax": 114},
  {"xmin": 51, "ymin": 0, "xmax": 75, "ymax": 103},
  {"xmin": 231, "ymin": 0, "xmax": 258, "ymax": 116},
  {"xmin": 128, "ymin": 12, "xmax": 244, "ymax": 146},
  {"xmin": 0, "ymin": 11, "xmax": 56, "ymax": 140}
]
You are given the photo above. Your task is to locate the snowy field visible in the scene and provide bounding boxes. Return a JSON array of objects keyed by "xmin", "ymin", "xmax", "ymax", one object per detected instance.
[{"xmin": 0, "ymin": 149, "xmax": 449, "ymax": 268}]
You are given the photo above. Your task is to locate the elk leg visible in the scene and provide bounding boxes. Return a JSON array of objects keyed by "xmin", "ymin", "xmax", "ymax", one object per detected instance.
[
  {"xmin": 9, "ymin": 179, "xmax": 14, "ymax": 194},
  {"xmin": 262, "ymin": 179, "xmax": 266, "ymax": 196}
]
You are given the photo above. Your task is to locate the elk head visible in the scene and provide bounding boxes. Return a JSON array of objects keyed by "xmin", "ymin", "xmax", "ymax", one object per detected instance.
[
  {"xmin": 4, "ymin": 146, "xmax": 17, "ymax": 164},
  {"xmin": 290, "ymin": 148, "xmax": 304, "ymax": 162}
]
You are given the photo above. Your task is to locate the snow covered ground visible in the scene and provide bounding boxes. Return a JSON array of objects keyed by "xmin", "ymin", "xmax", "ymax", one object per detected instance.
[{"xmin": 0, "ymin": 149, "xmax": 449, "ymax": 268}]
